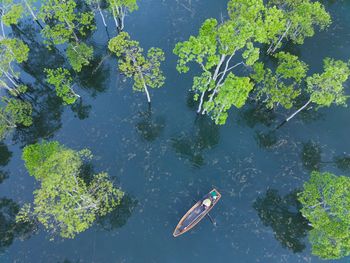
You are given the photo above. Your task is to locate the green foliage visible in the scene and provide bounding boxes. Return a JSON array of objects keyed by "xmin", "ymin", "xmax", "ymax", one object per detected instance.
[
  {"xmin": 266, "ymin": 0, "xmax": 331, "ymax": 52},
  {"xmin": 203, "ymin": 73, "xmax": 254, "ymax": 125},
  {"xmin": 2, "ymin": 96, "xmax": 33, "ymax": 127},
  {"xmin": 0, "ymin": 38, "xmax": 29, "ymax": 75},
  {"xmin": 252, "ymin": 52, "xmax": 308, "ymax": 109},
  {"xmin": 66, "ymin": 43, "xmax": 94, "ymax": 72},
  {"xmin": 2, "ymin": 4, "xmax": 24, "ymax": 26},
  {"xmin": 39, "ymin": 0, "xmax": 95, "ymax": 46},
  {"xmin": 22, "ymin": 140, "xmax": 61, "ymax": 179},
  {"xmin": 299, "ymin": 171, "xmax": 350, "ymax": 259},
  {"xmin": 18, "ymin": 141, "xmax": 124, "ymax": 239},
  {"xmin": 108, "ymin": 32, "xmax": 165, "ymax": 100},
  {"xmin": 107, "ymin": 0, "xmax": 138, "ymax": 12},
  {"xmin": 307, "ymin": 58, "xmax": 350, "ymax": 107},
  {"xmin": 45, "ymin": 68, "xmax": 79, "ymax": 104}
]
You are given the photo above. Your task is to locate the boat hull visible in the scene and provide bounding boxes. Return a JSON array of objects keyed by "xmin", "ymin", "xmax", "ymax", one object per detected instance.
[{"xmin": 173, "ymin": 189, "xmax": 221, "ymax": 237}]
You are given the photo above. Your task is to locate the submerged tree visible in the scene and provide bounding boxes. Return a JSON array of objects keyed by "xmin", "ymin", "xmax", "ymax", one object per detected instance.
[
  {"xmin": 266, "ymin": 0, "xmax": 331, "ymax": 54},
  {"xmin": 106, "ymin": 0, "xmax": 138, "ymax": 31},
  {"xmin": 39, "ymin": 0, "xmax": 95, "ymax": 70},
  {"xmin": 252, "ymin": 52, "xmax": 308, "ymax": 110},
  {"xmin": 299, "ymin": 171, "xmax": 350, "ymax": 259},
  {"xmin": 283, "ymin": 58, "xmax": 350, "ymax": 124},
  {"xmin": 17, "ymin": 141, "xmax": 124, "ymax": 239},
  {"xmin": 0, "ymin": 37, "xmax": 33, "ymax": 139},
  {"xmin": 45, "ymin": 68, "xmax": 80, "ymax": 104},
  {"xmin": 173, "ymin": 16, "xmax": 258, "ymax": 124},
  {"xmin": 108, "ymin": 32, "xmax": 165, "ymax": 104}
]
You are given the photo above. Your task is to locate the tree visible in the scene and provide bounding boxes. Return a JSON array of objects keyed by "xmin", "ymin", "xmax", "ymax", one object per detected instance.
[
  {"xmin": 108, "ymin": 32, "xmax": 165, "ymax": 104},
  {"xmin": 45, "ymin": 68, "xmax": 80, "ymax": 104},
  {"xmin": 0, "ymin": 1, "xmax": 24, "ymax": 37},
  {"xmin": 85, "ymin": 0, "xmax": 107, "ymax": 28},
  {"xmin": 173, "ymin": 4, "xmax": 261, "ymax": 124},
  {"xmin": 0, "ymin": 37, "xmax": 29, "ymax": 93},
  {"xmin": 39, "ymin": 0, "xmax": 95, "ymax": 46},
  {"xmin": 284, "ymin": 58, "xmax": 350, "ymax": 124},
  {"xmin": 266, "ymin": 0, "xmax": 331, "ymax": 54},
  {"xmin": 106, "ymin": 0, "xmax": 138, "ymax": 31},
  {"xmin": 17, "ymin": 141, "xmax": 124, "ymax": 239},
  {"xmin": 298, "ymin": 171, "xmax": 350, "ymax": 259},
  {"xmin": 0, "ymin": 37, "xmax": 33, "ymax": 139},
  {"xmin": 251, "ymin": 51, "xmax": 308, "ymax": 109},
  {"xmin": 66, "ymin": 42, "xmax": 94, "ymax": 72}
]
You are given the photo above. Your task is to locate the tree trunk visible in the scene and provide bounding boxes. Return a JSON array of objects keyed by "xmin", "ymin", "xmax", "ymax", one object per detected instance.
[
  {"xmin": 197, "ymin": 90, "xmax": 206, "ymax": 113},
  {"xmin": 1, "ymin": 20, "xmax": 5, "ymax": 38},
  {"xmin": 276, "ymin": 99, "xmax": 312, "ymax": 129},
  {"xmin": 269, "ymin": 20, "xmax": 292, "ymax": 54},
  {"xmin": 212, "ymin": 54, "xmax": 226, "ymax": 81},
  {"xmin": 97, "ymin": 4, "xmax": 107, "ymax": 28}
]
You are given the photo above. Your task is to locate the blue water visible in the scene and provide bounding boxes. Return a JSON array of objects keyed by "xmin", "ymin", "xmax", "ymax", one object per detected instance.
[{"xmin": 1, "ymin": 0, "xmax": 350, "ymax": 262}]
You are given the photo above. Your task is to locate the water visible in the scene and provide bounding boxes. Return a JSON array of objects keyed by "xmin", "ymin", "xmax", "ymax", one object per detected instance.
[{"xmin": 1, "ymin": 0, "xmax": 350, "ymax": 262}]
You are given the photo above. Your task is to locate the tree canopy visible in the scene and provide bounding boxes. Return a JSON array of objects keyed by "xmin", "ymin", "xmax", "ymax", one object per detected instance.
[
  {"xmin": 17, "ymin": 141, "xmax": 124, "ymax": 239},
  {"xmin": 108, "ymin": 32, "xmax": 165, "ymax": 103},
  {"xmin": 299, "ymin": 171, "xmax": 350, "ymax": 259}
]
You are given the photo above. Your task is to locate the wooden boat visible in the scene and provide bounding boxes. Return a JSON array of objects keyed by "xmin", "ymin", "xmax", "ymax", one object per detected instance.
[{"xmin": 173, "ymin": 188, "xmax": 221, "ymax": 237}]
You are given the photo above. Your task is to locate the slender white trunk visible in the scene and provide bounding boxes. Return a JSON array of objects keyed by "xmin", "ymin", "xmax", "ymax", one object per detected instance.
[
  {"xmin": 202, "ymin": 52, "xmax": 236, "ymax": 114},
  {"xmin": 286, "ymin": 99, "xmax": 311, "ymax": 122},
  {"xmin": 270, "ymin": 20, "xmax": 292, "ymax": 54},
  {"xmin": 197, "ymin": 90, "xmax": 206, "ymax": 113},
  {"xmin": 23, "ymin": 0, "xmax": 38, "ymax": 21},
  {"xmin": 1, "ymin": 20, "xmax": 5, "ymax": 38},
  {"xmin": 97, "ymin": 4, "xmax": 107, "ymax": 28},
  {"xmin": 111, "ymin": 7, "xmax": 119, "ymax": 29},
  {"xmin": 212, "ymin": 54, "xmax": 226, "ymax": 81}
]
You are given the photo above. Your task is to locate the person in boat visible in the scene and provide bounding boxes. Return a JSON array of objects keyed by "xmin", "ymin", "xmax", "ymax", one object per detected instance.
[{"xmin": 202, "ymin": 198, "xmax": 212, "ymax": 209}]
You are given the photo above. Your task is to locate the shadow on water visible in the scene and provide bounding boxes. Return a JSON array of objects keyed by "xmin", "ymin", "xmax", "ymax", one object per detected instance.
[
  {"xmin": 0, "ymin": 143, "xmax": 12, "ymax": 184},
  {"xmin": 77, "ymin": 54, "xmax": 110, "ymax": 98},
  {"xmin": 299, "ymin": 140, "xmax": 350, "ymax": 173},
  {"xmin": 238, "ymin": 104, "xmax": 277, "ymax": 129},
  {"xmin": 0, "ymin": 198, "xmax": 37, "ymax": 252},
  {"xmin": 135, "ymin": 109, "xmax": 166, "ymax": 142},
  {"xmin": 12, "ymin": 86, "xmax": 64, "ymax": 146},
  {"xmin": 171, "ymin": 116, "xmax": 220, "ymax": 168},
  {"xmin": 97, "ymin": 194, "xmax": 138, "ymax": 231},
  {"xmin": 301, "ymin": 141, "xmax": 322, "ymax": 172},
  {"xmin": 253, "ymin": 189, "xmax": 311, "ymax": 253}
]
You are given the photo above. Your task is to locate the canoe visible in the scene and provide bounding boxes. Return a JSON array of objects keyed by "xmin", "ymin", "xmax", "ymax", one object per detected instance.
[{"xmin": 173, "ymin": 188, "xmax": 221, "ymax": 237}]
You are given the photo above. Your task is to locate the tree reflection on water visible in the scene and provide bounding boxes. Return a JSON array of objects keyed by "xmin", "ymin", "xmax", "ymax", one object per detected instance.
[
  {"xmin": 0, "ymin": 198, "xmax": 36, "ymax": 251},
  {"xmin": 97, "ymin": 194, "xmax": 138, "ymax": 231},
  {"xmin": 253, "ymin": 189, "xmax": 311, "ymax": 253},
  {"xmin": 171, "ymin": 116, "xmax": 220, "ymax": 167}
]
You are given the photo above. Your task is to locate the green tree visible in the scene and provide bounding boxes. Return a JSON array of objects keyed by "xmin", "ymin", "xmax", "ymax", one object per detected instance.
[
  {"xmin": 299, "ymin": 171, "xmax": 350, "ymax": 259},
  {"xmin": 266, "ymin": 0, "xmax": 331, "ymax": 54},
  {"xmin": 0, "ymin": 37, "xmax": 29, "ymax": 93},
  {"xmin": 108, "ymin": 32, "xmax": 165, "ymax": 104},
  {"xmin": 284, "ymin": 58, "xmax": 350, "ymax": 123},
  {"xmin": 66, "ymin": 42, "xmax": 94, "ymax": 72},
  {"xmin": 45, "ymin": 68, "xmax": 80, "ymax": 104},
  {"xmin": 251, "ymin": 51, "xmax": 308, "ymax": 110},
  {"xmin": 39, "ymin": 0, "xmax": 95, "ymax": 46},
  {"xmin": 0, "ymin": 0, "xmax": 24, "ymax": 36},
  {"xmin": 17, "ymin": 141, "xmax": 124, "ymax": 239},
  {"xmin": 0, "ymin": 37, "xmax": 33, "ymax": 139},
  {"xmin": 106, "ymin": 0, "xmax": 138, "ymax": 31},
  {"xmin": 85, "ymin": 0, "xmax": 107, "ymax": 28},
  {"xmin": 173, "ymin": 0, "xmax": 262, "ymax": 124}
]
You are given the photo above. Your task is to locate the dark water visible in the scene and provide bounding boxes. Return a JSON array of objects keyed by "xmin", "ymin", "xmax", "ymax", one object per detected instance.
[{"xmin": 1, "ymin": 0, "xmax": 350, "ymax": 262}]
